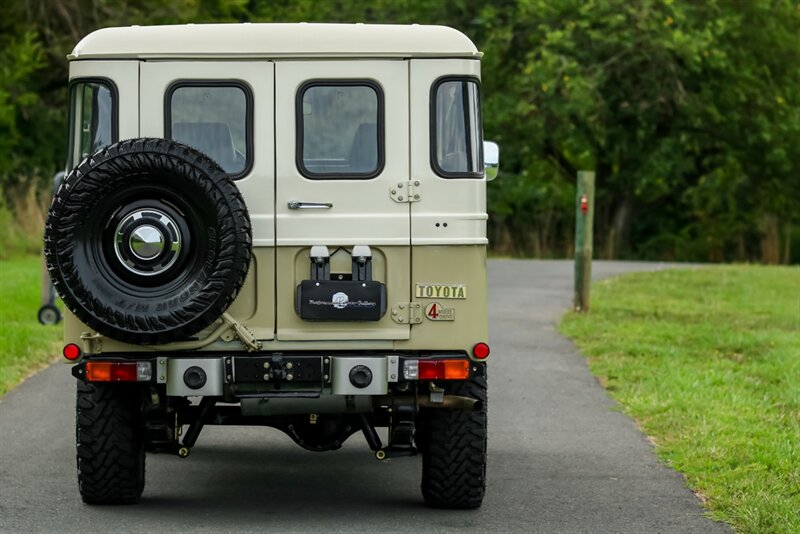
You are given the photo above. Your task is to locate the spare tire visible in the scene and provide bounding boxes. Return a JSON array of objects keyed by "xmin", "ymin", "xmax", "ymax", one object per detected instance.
[{"xmin": 44, "ymin": 138, "xmax": 251, "ymax": 345}]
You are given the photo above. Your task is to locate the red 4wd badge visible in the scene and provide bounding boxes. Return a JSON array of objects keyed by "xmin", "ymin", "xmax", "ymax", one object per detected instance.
[{"xmin": 424, "ymin": 302, "xmax": 455, "ymax": 321}]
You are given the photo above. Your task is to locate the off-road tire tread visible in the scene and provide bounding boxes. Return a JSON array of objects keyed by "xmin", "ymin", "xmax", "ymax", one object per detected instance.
[
  {"xmin": 76, "ymin": 381, "xmax": 145, "ymax": 504},
  {"xmin": 44, "ymin": 138, "xmax": 251, "ymax": 344},
  {"xmin": 420, "ymin": 374, "xmax": 488, "ymax": 509}
]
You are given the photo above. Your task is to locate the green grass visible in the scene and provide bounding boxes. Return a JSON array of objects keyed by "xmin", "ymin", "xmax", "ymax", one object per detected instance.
[
  {"xmin": 0, "ymin": 196, "xmax": 43, "ymax": 260},
  {"xmin": 0, "ymin": 256, "xmax": 62, "ymax": 396},
  {"xmin": 560, "ymin": 266, "xmax": 800, "ymax": 533}
]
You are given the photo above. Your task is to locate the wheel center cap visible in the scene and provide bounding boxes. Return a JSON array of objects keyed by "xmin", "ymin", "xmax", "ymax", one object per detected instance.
[
  {"xmin": 113, "ymin": 207, "xmax": 182, "ymax": 277},
  {"xmin": 129, "ymin": 224, "xmax": 165, "ymax": 259}
]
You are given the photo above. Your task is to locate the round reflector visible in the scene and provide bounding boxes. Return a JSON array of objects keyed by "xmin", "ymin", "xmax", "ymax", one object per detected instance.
[
  {"xmin": 473, "ymin": 342, "xmax": 490, "ymax": 359},
  {"xmin": 63, "ymin": 343, "xmax": 81, "ymax": 361}
]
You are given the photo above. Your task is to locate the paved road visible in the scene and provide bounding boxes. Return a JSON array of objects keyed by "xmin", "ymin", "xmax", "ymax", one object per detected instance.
[{"xmin": 1, "ymin": 260, "xmax": 728, "ymax": 533}]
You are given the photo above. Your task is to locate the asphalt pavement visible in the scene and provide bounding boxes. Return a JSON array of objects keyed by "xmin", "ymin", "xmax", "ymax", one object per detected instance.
[{"xmin": 0, "ymin": 260, "xmax": 729, "ymax": 533}]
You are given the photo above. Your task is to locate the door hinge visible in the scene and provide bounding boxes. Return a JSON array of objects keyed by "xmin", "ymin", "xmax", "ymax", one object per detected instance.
[
  {"xmin": 390, "ymin": 302, "xmax": 423, "ymax": 324},
  {"xmin": 390, "ymin": 180, "xmax": 421, "ymax": 203}
]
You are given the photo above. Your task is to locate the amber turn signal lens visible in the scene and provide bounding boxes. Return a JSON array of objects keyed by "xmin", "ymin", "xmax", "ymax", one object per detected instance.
[{"xmin": 443, "ymin": 359, "xmax": 470, "ymax": 379}]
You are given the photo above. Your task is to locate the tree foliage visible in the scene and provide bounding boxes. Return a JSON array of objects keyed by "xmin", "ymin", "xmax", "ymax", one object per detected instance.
[
  {"xmin": 480, "ymin": 0, "xmax": 800, "ymax": 262},
  {"xmin": 1, "ymin": 0, "xmax": 798, "ymax": 262}
]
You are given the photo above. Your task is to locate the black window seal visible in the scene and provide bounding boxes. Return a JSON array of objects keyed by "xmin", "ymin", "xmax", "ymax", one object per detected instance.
[
  {"xmin": 67, "ymin": 77, "xmax": 119, "ymax": 170},
  {"xmin": 429, "ymin": 76, "xmax": 484, "ymax": 179},
  {"xmin": 164, "ymin": 80, "xmax": 254, "ymax": 180},
  {"xmin": 295, "ymin": 79, "xmax": 385, "ymax": 180}
]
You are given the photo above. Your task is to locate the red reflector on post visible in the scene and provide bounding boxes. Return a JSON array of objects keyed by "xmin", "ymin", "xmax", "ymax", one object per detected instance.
[
  {"xmin": 85, "ymin": 362, "xmax": 138, "ymax": 382},
  {"xmin": 472, "ymin": 342, "xmax": 490, "ymax": 359},
  {"xmin": 63, "ymin": 343, "xmax": 82, "ymax": 361},
  {"xmin": 417, "ymin": 359, "xmax": 470, "ymax": 380}
]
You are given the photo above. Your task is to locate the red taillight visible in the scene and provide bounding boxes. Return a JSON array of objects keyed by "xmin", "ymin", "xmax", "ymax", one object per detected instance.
[
  {"xmin": 63, "ymin": 343, "xmax": 82, "ymax": 361},
  {"xmin": 472, "ymin": 342, "xmax": 490, "ymax": 360},
  {"xmin": 85, "ymin": 362, "xmax": 138, "ymax": 382},
  {"xmin": 418, "ymin": 359, "xmax": 470, "ymax": 380}
]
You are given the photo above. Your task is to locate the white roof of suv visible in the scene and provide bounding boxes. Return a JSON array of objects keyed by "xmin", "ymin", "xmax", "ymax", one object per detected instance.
[{"xmin": 69, "ymin": 23, "xmax": 480, "ymax": 60}]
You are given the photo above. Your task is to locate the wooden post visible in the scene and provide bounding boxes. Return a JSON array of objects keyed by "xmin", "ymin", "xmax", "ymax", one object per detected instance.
[{"xmin": 574, "ymin": 171, "xmax": 595, "ymax": 312}]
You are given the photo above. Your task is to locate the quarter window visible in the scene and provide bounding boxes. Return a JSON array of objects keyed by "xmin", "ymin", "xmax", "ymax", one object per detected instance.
[
  {"xmin": 68, "ymin": 80, "xmax": 116, "ymax": 170},
  {"xmin": 167, "ymin": 83, "xmax": 251, "ymax": 177},
  {"xmin": 297, "ymin": 81, "xmax": 384, "ymax": 179},
  {"xmin": 432, "ymin": 78, "xmax": 483, "ymax": 178}
]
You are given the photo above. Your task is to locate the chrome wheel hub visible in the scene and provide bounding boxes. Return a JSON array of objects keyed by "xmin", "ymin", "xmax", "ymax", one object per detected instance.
[{"xmin": 114, "ymin": 208, "xmax": 182, "ymax": 277}]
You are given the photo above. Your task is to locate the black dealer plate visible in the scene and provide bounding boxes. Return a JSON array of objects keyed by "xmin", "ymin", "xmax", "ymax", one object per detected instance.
[{"xmin": 296, "ymin": 280, "xmax": 386, "ymax": 321}]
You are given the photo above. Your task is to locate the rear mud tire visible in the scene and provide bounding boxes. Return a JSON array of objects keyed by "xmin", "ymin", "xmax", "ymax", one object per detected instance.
[
  {"xmin": 76, "ymin": 381, "xmax": 145, "ymax": 504},
  {"xmin": 419, "ymin": 373, "xmax": 488, "ymax": 509}
]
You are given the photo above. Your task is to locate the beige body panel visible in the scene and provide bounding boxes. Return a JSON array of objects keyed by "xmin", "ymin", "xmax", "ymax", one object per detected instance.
[
  {"xmin": 395, "ymin": 245, "xmax": 488, "ymax": 354},
  {"xmin": 410, "ymin": 59, "xmax": 487, "ymax": 246},
  {"xmin": 276, "ymin": 246, "xmax": 410, "ymax": 340},
  {"xmin": 64, "ymin": 246, "xmax": 487, "ymax": 356}
]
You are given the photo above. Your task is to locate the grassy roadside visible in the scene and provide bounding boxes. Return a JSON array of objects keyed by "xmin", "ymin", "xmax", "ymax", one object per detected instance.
[
  {"xmin": 0, "ymin": 256, "xmax": 62, "ymax": 397},
  {"xmin": 560, "ymin": 266, "xmax": 800, "ymax": 533}
]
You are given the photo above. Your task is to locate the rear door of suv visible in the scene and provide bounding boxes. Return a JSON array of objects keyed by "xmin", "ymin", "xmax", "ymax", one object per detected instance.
[
  {"xmin": 139, "ymin": 61, "xmax": 276, "ymax": 340},
  {"xmin": 274, "ymin": 61, "xmax": 411, "ymax": 341}
]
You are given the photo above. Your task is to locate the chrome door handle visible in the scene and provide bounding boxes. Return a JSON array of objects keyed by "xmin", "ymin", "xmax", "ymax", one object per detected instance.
[{"xmin": 288, "ymin": 201, "xmax": 333, "ymax": 210}]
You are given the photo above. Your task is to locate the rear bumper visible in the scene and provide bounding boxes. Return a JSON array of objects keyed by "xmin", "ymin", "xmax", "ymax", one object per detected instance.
[{"xmin": 71, "ymin": 352, "xmax": 482, "ymax": 398}]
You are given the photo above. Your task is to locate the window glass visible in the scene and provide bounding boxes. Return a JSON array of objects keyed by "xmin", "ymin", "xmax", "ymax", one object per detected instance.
[
  {"xmin": 68, "ymin": 81, "xmax": 114, "ymax": 169},
  {"xmin": 433, "ymin": 79, "xmax": 483, "ymax": 177},
  {"xmin": 169, "ymin": 85, "xmax": 249, "ymax": 175},
  {"xmin": 299, "ymin": 83, "xmax": 382, "ymax": 178}
]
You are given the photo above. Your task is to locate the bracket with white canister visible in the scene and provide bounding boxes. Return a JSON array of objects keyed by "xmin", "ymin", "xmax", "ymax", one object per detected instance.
[{"xmin": 295, "ymin": 245, "xmax": 387, "ymax": 321}]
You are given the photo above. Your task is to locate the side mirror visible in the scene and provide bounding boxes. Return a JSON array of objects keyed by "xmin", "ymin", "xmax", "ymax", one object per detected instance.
[{"xmin": 484, "ymin": 141, "xmax": 499, "ymax": 181}]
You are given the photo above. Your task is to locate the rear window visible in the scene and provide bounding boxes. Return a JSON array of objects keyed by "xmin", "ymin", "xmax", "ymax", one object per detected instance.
[
  {"xmin": 431, "ymin": 78, "xmax": 483, "ymax": 178},
  {"xmin": 297, "ymin": 81, "xmax": 384, "ymax": 179},
  {"xmin": 166, "ymin": 82, "xmax": 252, "ymax": 177},
  {"xmin": 68, "ymin": 79, "xmax": 116, "ymax": 170}
]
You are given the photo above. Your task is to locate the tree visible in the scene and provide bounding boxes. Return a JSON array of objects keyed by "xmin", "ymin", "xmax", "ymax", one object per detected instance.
[
  {"xmin": 480, "ymin": 0, "xmax": 799, "ymax": 261},
  {"xmin": 1, "ymin": 0, "xmax": 797, "ymax": 262}
]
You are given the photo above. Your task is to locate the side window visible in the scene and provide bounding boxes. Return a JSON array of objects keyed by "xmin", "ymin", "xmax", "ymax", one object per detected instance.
[
  {"xmin": 68, "ymin": 79, "xmax": 116, "ymax": 170},
  {"xmin": 431, "ymin": 78, "xmax": 483, "ymax": 178},
  {"xmin": 166, "ymin": 82, "xmax": 252, "ymax": 177},
  {"xmin": 297, "ymin": 81, "xmax": 384, "ymax": 179}
]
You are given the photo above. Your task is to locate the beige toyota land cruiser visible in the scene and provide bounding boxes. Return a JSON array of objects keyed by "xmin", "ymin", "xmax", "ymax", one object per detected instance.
[{"xmin": 45, "ymin": 23, "xmax": 498, "ymax": 509}]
